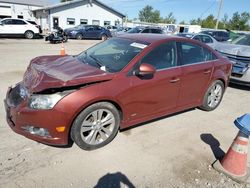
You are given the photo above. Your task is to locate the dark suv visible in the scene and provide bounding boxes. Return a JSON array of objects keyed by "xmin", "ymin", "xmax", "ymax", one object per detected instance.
[
  {"xmin": 201, "ymin": 30, "xmax": 229, "ymax": 42},
  {"xmin": 127, "ymin": 26, "xmax": 164, "ymax": 34},
  {"xmin": 64, "ymin": 25, "xmax": 112, "ymax": 40}
]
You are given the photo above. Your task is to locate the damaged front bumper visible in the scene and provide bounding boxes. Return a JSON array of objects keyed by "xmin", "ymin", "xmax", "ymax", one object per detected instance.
[{"xmin": 4, "ymin": 84, "xmax": 71, "ymax": 146}]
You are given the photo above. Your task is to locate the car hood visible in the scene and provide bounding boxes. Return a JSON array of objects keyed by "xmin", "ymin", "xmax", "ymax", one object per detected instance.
[
  {"xmin": 23, "ymin": 55, "xmax": 113, "ymax": 93},
  {"xmin": 215, "ymin": 43, "xmax": 250, "ymax": 57}
]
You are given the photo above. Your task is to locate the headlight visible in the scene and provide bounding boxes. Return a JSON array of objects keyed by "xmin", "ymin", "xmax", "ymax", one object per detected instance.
[
  {"xmin": 71, "ymin": 30, "xmax": 77, "ymax": 34},
  {"xmin": 28, "ymin": 93, "xmax": 67, "ymax": 110}
]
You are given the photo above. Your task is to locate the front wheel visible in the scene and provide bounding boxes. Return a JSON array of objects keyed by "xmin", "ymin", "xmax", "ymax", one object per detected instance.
[
  {"xmin": 199, "ymin": 80, "xmax": 225, "ymax": 111},
  {"xmin": 71, "ymin": 102, "xmax": 120, "ymax": 150},
  {"xmin": 101, "ymin": 34, "xmax": 108, "ymax": 40},
  {"xmin": 76, "ymin": 33, "xmax": 83, "ymax": 40}
]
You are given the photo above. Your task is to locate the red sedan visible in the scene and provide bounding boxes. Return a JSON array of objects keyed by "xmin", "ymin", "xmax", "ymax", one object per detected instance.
[{"xmin": 4, "ymin": 34, "xmax": 232, "ymax": 150}]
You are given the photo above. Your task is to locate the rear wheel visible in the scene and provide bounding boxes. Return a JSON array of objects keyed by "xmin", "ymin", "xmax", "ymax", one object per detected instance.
[
  {"xmin": 71, "ymin": 102, "xmax": 120, "ymax": 150},
  {"xmin": 25, "ymin": 31, "xmax": 34, "ymax": 39},
  {"xmin": 76, "ymin": 33, "xmax": 83, "ymax": 40},
  {"xmin": 200, "ymin": 80, "xmax": 224, "ymax": 111}
]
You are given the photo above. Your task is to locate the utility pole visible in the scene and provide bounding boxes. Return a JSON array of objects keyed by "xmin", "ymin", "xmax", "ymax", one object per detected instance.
[{"xmin": 215, "ymin": 0, "xmax": 224, "ymax": 29}]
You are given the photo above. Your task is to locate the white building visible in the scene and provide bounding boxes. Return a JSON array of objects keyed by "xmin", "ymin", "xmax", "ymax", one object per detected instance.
[
  {"xmin": 33, "ymin": 0, "xmax": 125, "ymax": 31},
  {"xmin": 0, "ymin": 0, "xmax": 49, "ymax": 20}
]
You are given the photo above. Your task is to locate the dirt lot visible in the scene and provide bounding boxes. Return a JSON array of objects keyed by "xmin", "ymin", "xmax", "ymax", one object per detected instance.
[{"xmin": 0, "ymin": 38, "xmax": 250, "ymax": 188}]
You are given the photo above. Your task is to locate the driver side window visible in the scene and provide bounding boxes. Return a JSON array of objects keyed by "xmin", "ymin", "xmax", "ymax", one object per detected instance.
[{"xmin": 141, "ymin": 42, "xmax": 177, "ymax": 70}]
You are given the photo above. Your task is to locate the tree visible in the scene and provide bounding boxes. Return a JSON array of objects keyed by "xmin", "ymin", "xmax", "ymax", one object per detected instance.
[
  {"xmin": 228, "ymin": 12, "xmax": 250, "ymax": 31},
  {"xmin": 138, "ymin": 5, "xmax": 161, "ymax": 23},
  {"xmin": 179, "ymin": 20, "xmax": 186, "ymax": 25},
  {"xmin": 201, "ymin": 14, "xmax": 216, "ymax": 28},
  {"xmin": 163, "ymin": 12, "xmax": 176, "ymax": 24}
]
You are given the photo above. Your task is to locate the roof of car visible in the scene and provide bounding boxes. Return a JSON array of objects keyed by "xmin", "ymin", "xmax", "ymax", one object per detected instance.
[{"xmin": 117, "ymin": 34, "xmax": 180, "ymax": 44}]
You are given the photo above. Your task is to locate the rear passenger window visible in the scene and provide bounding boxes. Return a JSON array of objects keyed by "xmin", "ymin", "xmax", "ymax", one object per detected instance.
[
  {"xmin": 203, "ymin": 47, "xmax": 217, "ymax": 61},
  {"xmin": 12, "ymin": 20, "xmax": 26, "ymax": 25},
  {"xmin": 201, "ymin": 35, "xmax": 213, "ymax": 43},
  {"xmin": 152, "ymin": 29, "xmax": 162, "ymax": 34},
  {"xmin": 141, "ymin": 42, "xmax": 177, "ymax": 70},
  {"xmin": 141, "ymin": 29, "xmax": 150, "ymax": 33},
  {"xmin": 178, "ymin": 42, "xmax": 204, "ymax": 65}
]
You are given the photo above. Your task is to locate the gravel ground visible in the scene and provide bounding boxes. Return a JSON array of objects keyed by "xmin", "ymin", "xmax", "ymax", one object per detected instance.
[{"xmin": 0, "ymin": 38, "xmax": 250, "ymax": 188}]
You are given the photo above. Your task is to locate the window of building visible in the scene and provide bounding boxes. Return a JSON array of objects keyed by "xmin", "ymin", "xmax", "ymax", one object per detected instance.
[
  {"xmin": 92, "ymin": 20, "xmax": 100, "ymax": 25},
  {"xmin": 67, "ymin": 18, "xmax": 75, "ymax": 25},
  {"xmin": 141, "ymin": 42, "xmax": 177, "ymax": 70},
  {"xmin": 104, "ymin": 21, "xmax": 110, "ymax": 26},
  {"xmin": 80, "ymin": 19, "xmax": 88, "ymax": 25}
]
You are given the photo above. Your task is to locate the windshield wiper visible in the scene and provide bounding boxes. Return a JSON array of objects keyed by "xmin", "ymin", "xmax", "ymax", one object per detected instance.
[{"xmin": 89, "ymin": 55, "xmax": 104, "ymax": 68}]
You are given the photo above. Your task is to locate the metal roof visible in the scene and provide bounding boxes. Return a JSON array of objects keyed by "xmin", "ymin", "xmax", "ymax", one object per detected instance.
[
  {"xmin": 33, "ymin": 0, "xmax": 125, "ymax": 18},
  {"xmin": 0, "ymin": 0, "xmax": 50, "ymax": 7}
]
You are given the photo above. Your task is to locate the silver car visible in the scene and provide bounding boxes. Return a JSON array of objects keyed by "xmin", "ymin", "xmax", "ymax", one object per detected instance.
[
  {"xmin": 177, "ymin": 33, "xmax": 218, "ymax": 48},
  {"xmin": 215, "ymin": 34, "xmax": 250, "ymax": 86}
]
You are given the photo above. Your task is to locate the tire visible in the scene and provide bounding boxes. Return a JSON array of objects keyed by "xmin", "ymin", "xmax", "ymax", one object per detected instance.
[
  {"xmin": 199, "ymin": 80, "xmax": 225, "ymax": 111},
  {"xmin": 101, "ymin": 34, "xmax": 108, "ymax": 40},
  {"xmin": 76, "ymin": 33, "xmax": 83, "ymax": 40},
  {"xmin": 24, "ymin": 30, "xmax": 34, "ymax": 39},
  {"xmin": 63, "ymin": 35, "xmax": 68, "ymax": 42},
  {"xmin": 71, "ymin": 102, "xmax": 120, "ymax": 150}
]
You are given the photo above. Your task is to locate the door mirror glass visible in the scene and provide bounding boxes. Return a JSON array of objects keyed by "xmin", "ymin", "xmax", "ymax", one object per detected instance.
[{"xmin": 135, "ymin": 63, "xmax": 156, "ymax": 76}]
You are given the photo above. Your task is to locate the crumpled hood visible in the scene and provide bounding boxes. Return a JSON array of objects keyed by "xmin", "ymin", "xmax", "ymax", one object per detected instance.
[
  {"xmin": 215, "ymin": 43, "xmax": 250, "ymax": 57},
  {"xmin": 23, "ymin": 55, "xmax": 113, "ymax": 93}
]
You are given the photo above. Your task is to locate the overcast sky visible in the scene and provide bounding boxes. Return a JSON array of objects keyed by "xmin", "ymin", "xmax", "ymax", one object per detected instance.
[{"xmin": 49, "ymin": 0, "xmax": 250, "ymax": 23}]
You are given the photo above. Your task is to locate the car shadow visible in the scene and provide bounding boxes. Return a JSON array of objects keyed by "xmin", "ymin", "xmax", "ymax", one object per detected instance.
[
  {"xmin": 0, "ymin": 35, "xmax": 44, "ymax": 40},
  {"xmin": 94, "ymin": 172, "xmax": 136, "ymax": 188},
  {"xmin": 200, "ymin": 133, "xmax": 225, "ymax": 160},
  {"xmin": 121, "ymin": 108, "xmax": 196, "ymax": 132},
  {"xmin": 229, "ymin": 83, "xmax": 250, "ymax": 91}
]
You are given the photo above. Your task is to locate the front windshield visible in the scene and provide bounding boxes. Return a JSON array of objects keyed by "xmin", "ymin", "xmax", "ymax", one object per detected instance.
[
  {"xmin": 231, "ymin": 35, "xmax": 250, "ymax": 46},
  {"xmin": 76, "ymin": 38, "xmax": 148, "ymax": 73},
  {"xmin": 127, "ymin": 27, "xmax": 142, "ymax": 33}
]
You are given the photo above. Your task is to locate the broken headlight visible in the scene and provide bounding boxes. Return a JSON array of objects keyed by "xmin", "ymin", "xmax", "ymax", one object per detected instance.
[{"xmin": 28, "ymin": 93, "xmax": 68, "ymax": 110}]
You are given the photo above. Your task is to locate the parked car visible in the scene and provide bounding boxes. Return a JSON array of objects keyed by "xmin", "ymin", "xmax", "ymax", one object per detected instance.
[
  {"xmin": 215, "ymin": 34, "xmax": 250, "ymax": 86},
  {"xmin": 201, "ymin": 30, "xmax": 230, "ymax": 42},
  {"xmin": 64, "ymin": 25, "xmax": 112, "ymax": 40},
  {"xmin": 4, "ymin": 34, "xmax": 232, "ymax": 150},
  {"xmin": 0, "ymin": 18, "xmax": 40, "ymax": 39},
  {"xmin": 26, "ymin": 20, "xmax": 42, "ymax": 34},
  {"xmin": 177, "ymin": 33, "xmax": 218, "ymax": 48},
  {"xmin": 116, "ymin": 26, "xmax": 164, "ymax": 36}
]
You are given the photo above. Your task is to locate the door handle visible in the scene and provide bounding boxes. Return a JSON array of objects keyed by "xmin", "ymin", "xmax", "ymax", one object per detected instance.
[
  {"xmin": 204, "ymin": 70, "xmax": 211, "ymax": 74},
  {"xmin": 170, "ymin": 78, "xmax": 180, "ymax": 83}
]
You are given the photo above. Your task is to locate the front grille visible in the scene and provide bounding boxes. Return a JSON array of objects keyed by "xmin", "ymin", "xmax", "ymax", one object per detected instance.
[
  {"xmin": 220, "ymin": 52, "xmax": 250, "ymax": 65},
  {"xmin": 7, "ymin": 84, "xmax": 27, "ymax": 106}
]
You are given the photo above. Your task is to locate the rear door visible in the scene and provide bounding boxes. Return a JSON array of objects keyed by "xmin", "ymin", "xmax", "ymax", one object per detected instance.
[
  {"xmin": 177, "ymin": 42, "xmax": 214, "ymax": 107},
  {"xmin": 124, "ymin": 41, "xmax": 182, "ymax": 121},
  {"xmin": 12, "ymin": 19, "xmax": 27, "ymax": 34}
]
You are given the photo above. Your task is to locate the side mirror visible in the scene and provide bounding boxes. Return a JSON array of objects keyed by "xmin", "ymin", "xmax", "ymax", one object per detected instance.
[{"xmin": 135, "ymin": 63, "xmax": 156, "ymax": 77}]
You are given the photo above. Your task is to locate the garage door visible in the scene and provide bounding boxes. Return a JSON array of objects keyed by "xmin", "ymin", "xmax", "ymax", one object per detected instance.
[{"xmin": 0, "ymin": 6, "xmax": 11, "ymax": 17}]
